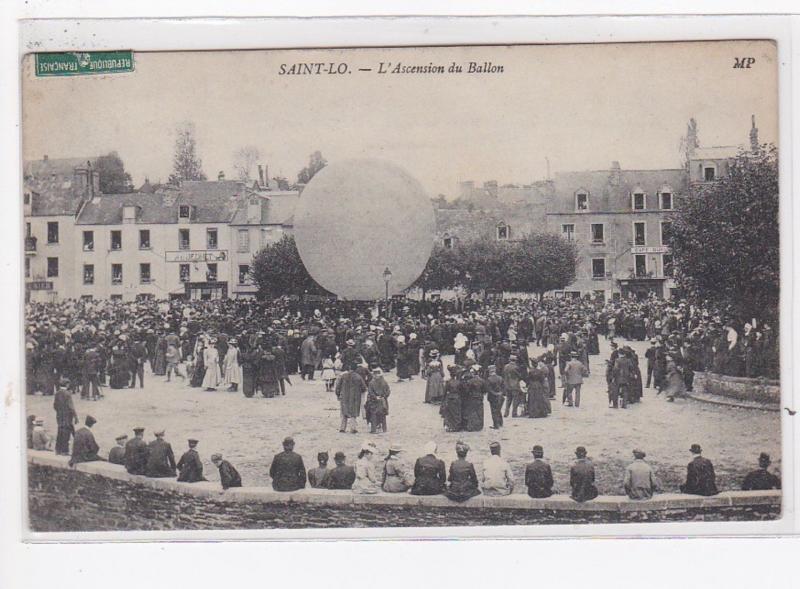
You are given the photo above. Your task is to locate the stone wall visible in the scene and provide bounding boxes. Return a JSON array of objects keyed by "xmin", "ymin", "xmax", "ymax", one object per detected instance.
[
  {"xmin": 27, "ymin": 452, "xmax": 781, "ymax": 532},
  {"xmin": 693, "ymin": 371, "xmax": 780, "ymax": 407}
]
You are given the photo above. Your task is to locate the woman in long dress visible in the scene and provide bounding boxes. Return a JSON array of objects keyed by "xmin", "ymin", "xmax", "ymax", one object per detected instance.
[
  {"xmin": 109, "ymin": 345, "xmax": 129, "ymax": 389},
  {"xmin": 202, "ymin": 339, "xmax": 221, "ymax": 390},
  {"xmin": 222, "ymin": 339, "xmax": 241, "ymax": 392},
  {"xmin": 440, "ymin": 366, "xmax": 463, "ymax": 432},
  {"xmin": 153, "ymin": 334, "xmax": 167, "ymax": 376},
  {"xmin": 353, "ymin": 443, "xmax": 380, "ymax": 494},
  {"xmin": 526, "ymin": 362, "xmax": 551, "ymax": 418},
  {"xmin": 423, "ymin": 350, "xmax": 445, "ymax": 404},
  {"xmin": 190, "ymin": 336, "xmax": 206, "ymax": 388},
  {"xmin": 395, "ymin": 338, "xmax": 413, "ymax": 382}
]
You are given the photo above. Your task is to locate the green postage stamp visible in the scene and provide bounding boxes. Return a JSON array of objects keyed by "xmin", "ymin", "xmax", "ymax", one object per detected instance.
[{"xmin": 34, "ymin": 51, "xmax": 134, "ymax": 77}]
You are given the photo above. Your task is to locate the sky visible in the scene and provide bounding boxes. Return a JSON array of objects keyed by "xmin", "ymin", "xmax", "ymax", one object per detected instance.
[{"xmin": 22, "ymin": 41, "xmax": 778, "ymax": 197}]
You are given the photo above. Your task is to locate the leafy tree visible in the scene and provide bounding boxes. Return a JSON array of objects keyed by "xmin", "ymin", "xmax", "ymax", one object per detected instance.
[
  {"xmin": 670, "ymin": 145, "xmax": 779, "ymax": 322},
  {"xmin": 503, "ymin": 233, "xmax": 579, "ymax": 297},
  {"xmin": 232, "ymin": 145, "xmax": 261, "ymax": 183},
  {"xmin": 454, "ymin": 238, "xmax": 508, "ymax": 295},
  {"xmin": 168, "ymin": 121, "xmax": 207, "ymax": 185},
  {"xmin": 95, "ymin": 151, "xmax": 133, "ymax": 193},
  {"xmin": 250, "ymin": 234, "xmax": 329, "ymax": 299},
  {"xmin": 296, "ymin": 151, "xmax": 327, "ymax": 185},
  {"xmin": 408, "ymin": 244, "xmax": 462, "ymax": 299}
]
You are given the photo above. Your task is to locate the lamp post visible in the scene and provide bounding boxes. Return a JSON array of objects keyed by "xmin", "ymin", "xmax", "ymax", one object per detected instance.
[{"xmin": 383, "ymin": 266, "xmax": 392, "ymax": 316}]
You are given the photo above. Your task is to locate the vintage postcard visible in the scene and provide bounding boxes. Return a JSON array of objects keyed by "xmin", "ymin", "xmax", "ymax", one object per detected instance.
[{"xmin": 20, "ymin": 40, "xmax": 784, "ymax": 536}]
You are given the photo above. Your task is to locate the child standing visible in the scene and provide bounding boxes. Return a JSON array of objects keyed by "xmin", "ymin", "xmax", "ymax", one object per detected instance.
[{"xmin": 321, "ymin": 357, "xmax": 336, "ymax": 392}]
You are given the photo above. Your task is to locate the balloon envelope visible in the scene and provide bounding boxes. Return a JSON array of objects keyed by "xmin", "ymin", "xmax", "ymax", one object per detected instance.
[{"xmin": 293, "ymin": 159, "xmax": 435, "ymax": 300}]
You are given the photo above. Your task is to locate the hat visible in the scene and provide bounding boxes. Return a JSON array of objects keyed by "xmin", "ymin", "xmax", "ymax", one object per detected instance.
[
  {"xmin": 575, "ymin": 446, "xmax": 587, "ymax": 458},
  {"xmin": 334, "ymin": 451, "xmax": 346, "ymax": 461},
  {"xmin": 758, "ymin": 452, "xmax": 771, "ymax": 466},
  {"xmin": 372, "ymin": 367, "xmax": 383, "ymax": 375},
  {"xmin": 455, "ymin": 440, "xmax": 470, "ymax": 454},
  {"xmin": 489, "ymin": 441, "xmax": 501, "ymax": 450},
  {"xmin": 188, "ymin": 438, "xmax": 199, "ymax": 446},
  {"xmin": 690, "ymin": 444, "xmax": 702, "ymax": 454},
  {"xmin": 345, "ymin": 339, "xmax": 355, "ymax": 346},
  {"xmin": 34, "ymin": 418, "xmax": 44, "ymax": 425},
  {"xmin": 85, "ymin": 415, "xmax": 97, "ymax": 427},
  {"xmin": 133, "ymin": 427, "xmax": 145, "ymax": 434},
  {"xmin": 211, "ymin": 453, "xmax": 223, "ymax": 461},
  {"xmin": 423, "ymin": 441, "xmax": 437, "ymax": 456},
  {"xmin": 317, "ymin": 451, "xmax": 329, "ymax": 461},
  {"xmin": 154, "ymin": 429, "xmax": 165, "ymax": 436},
  {"xmin": 633, "ymin": 448, "xmax": 646, "ymax": 458},
  {"xmin": 429, "ymin": 349, "xmax": 440, "ymax": 357},
  {"xmin": 389, "ymin": 443, "xmax": 403, "ymax": 453},
  {"xmin": 570, "ymin": 350, "xmax": 579, "ymax": 357},
  {"xmin": 360, "ymin": 441, "xmax": 376, "ymax": 453},
  {"xmin": 115, "ymin": 434, "xmax": 128, "ymax": 441},
  {"xmin": 531, "ymin": 445, "xmax": 543, "ymax": 457},
  {"xmin": 283, "ymin": 436, "xmax": 295, "ymax": 446}
]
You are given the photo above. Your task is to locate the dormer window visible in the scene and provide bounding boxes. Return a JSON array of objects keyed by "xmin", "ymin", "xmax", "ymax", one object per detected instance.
[
  {"xmin": 575, "ymin": 190, "xmax": 589, "ymax": 211},
  {"xmin": 496, "ymin": 222, "xmax": 509, "ymax": 241},
  {"xmin": 122, "ymin": 205, "xmax": 137, "ymax": 223},
  {"xmin": 443, "ymin": 234, "xmax": 455, "ymax": 249},
  {"xmin": 179, "ymin": 205, "xmax": 191, "ymax": 219},
  {"xmin": 631, "ymin": 190, "xmax": 646, "ymax": 211},
  {"xmin": 702, "ymin": 164, "xmax": 717, "ymax": 181}
]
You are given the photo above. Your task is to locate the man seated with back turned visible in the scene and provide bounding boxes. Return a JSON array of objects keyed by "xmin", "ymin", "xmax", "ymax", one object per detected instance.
[
  {"xmin": 679, "ymin": 443, "xmax": 718, "ymax": 496},
  {"xmin": 145, "ymin": 429, "xmax": 177, "ymax": 478},
  {"xmin": 525, "ymin": 445, "xmax": 554, "ymax": 498},
  {"xmin": 124, "ymin": 427, "xmax": 149, "ymax": 475},
  {"xmin": 212, "ymin": 453, "xmax": 242, "ymax": 490},
  {"xmin": 108, "ymin": 434, "xmax": 128, "ymax": 465},
  {"xmin": 323, "ymin": 451, "xmax": 356, "ymax": 490},
  {"xmin": 741, "ymin": 452, "xmax": 781, "ymax": 490},
  {"xmin": 269, "ymin": 436, "xmax": 307, "ymax": 491},
  {"xmin": 69, "ymin": 415, "xmax": 103, "ymax": 467}
]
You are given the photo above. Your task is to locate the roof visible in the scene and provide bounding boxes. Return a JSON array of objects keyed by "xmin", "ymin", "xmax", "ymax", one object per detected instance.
[
  {"xmin": 24, "ymin": 157, "xmax": 99, "ymax": 217},
  {"xmin": 76, "ymin": 180, "xmax": 247, "ymax": 225},
  {"xmin": 24, "ymin": 157, "xmax": 97, "ymax": 180},
  {"xmin": 229, "ymin": 191, "xmax": 300, "ymax": 226},
  {"xmin": 692, "ymin": 145, "xmax": 743, "ymax": 161},
  {"xmin": 546, "ymin": 167, "xmax": 688, "ymax": 214},
  {"xmin": 434, "ymin": 207, "xmax": 545, "ymax": 242}
]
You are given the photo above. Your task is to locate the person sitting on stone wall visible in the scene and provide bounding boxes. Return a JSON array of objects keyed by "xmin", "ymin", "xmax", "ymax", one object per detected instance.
[
  {"xmin": 108, "ymin": 434, "xmax": 127, "ymax": 465},
  {"xmin": 741, "ymin": 452, "xmax": 781, "ymax": 491},
  {"xmin": 480, "ymin": 441, "xmax": 514, "ymax": 496},
  {"xmin": 269, "ymin": 436, "xmax": 307, "ymax": 491},
  {"xmin": 444, "ymin": 441, "xmax": 481, "ymax": 502},
  {"xmin": 623, "ymin": 448, "xmax": 660, "ymax": 500},
  {"xmin": 679, "ymin": 444, "xmax": 719, "ymax": 496},
  {"xmin": 69, "ymin": 415, "xmax": 103, "ymax": 467},
  {"xmin": 525, "ymin": 445, "xmax": 554, "ymax": 498},
  {"xmin": 410, "ymin": 442, "xmax": 447, "ymax": 496},
  {"xmin": 323, "ymin": 451, "xmax": 356, "ymax": 490},
  {"xmin": 31, "ymin": 417, "xmax": 52, "ymax": 451},
  {"xmin": 145, "ymin": 429, "xmax": 177, "ymax": 478},
  {"xmin": 177, "ymin": 439, "xmax": 207, "ymax": 483},
  {"xmin": 308, "ymin": 452, "xmax": 330, "ymax": 488},
  {"xmin": 124, "ymin": 427, "xmax": 149, "ymax": 475},
  {"xmin": 569, "ymin": 446, "xmax": 598, "ymax": 502},
  {"xmin": 211, "ymin": 453, "xmax": 242, "ymax": 490}
]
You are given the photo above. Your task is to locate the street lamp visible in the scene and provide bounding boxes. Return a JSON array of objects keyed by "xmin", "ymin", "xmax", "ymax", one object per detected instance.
[{"xmin": 383, "ymin": 266, "xmax": 392, "ymax": 301}]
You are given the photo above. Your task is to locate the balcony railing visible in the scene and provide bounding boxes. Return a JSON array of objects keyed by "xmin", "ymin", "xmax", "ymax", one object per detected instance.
[{"xmin": 25, "ymin": 236, "xmax": 37, "ymax": 253}]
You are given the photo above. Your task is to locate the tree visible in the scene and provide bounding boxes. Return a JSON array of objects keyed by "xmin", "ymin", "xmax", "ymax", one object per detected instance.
[
  {"xmin": 408, "ymin": 244, "xmax": 462, "ymax": 299},
  {"xmin": 168, "ymin": 121, "xmax": 206, "ymax": 185},
  {"xmin": 503, "ymin": 233, "xmax": 579, "ymax": 297},
  {"xmin": 669, "ymin": 145, "xmax": 779, "ymax": 322},
  {"xmin": 296, "ymin": 151, "xmax": 327, "ymax": 185},
  {"xmin": 250, "ymin": 234, "xmax": 329, "ymax": 299},
  {"xmin": 95, "ymin": 151, "xmax": 133, "ymax": 193},
  {"xmin": 232, "ymin": 146, "xmax": 261, "ymax": 183}
]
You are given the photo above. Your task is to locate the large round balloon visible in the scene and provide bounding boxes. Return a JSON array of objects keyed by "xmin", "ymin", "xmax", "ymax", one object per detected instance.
[{"xmin": 293, "ymin": 159, "xmax": 435, "ymax": 300}]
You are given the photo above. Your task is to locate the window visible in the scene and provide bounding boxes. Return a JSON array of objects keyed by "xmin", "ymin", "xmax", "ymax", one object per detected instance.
[
  {"xmin": 24, "ymin": 257, "xmax": 30, "ymax": 278},
  {"xmin": 663, "ymin": 254, "xmax": 674, "ymax": 278},
  {"xmin": 47, "ymin": 257, "xmax": 59, "ymax": 277},
  {"xmin": 179, "ymin": 205, "xmax": 191, "ymax": 219},
  {"xmin": 111, "ymin": 263, "xmax": 123, "ymax": 285},
  {"xmin": 591, "ymin": 258, "xmax": 606, "ymax": 279},
  {"xmin": 24, "ymin": 192, "xmax": 30, "ymax": 205},
  {"xmin": 260, "ymin": 228, "xmax": 272, "ymax": 247},
  {"xmin": 561, "ymin": 224, "xmax": 575, "ymax": 241},
  {"xmin": 634, "ymin": 254, "xmax": 647, "ymax": 277},
  {"xmin": 237, "ymin": 229, "xmax": 250, "ymax": 252},
  {"xmin": 496, "ymin": 223, "xmax": 509, "ymax": 241},
  {"xmin": 633, "ymin": 222, "xmax": 646, "ymax": 246},
  {"xmin": 206, "ymin": 263, "xmax": 218, "ymax": 282},
  {"xmin": 179, "ymin": 263, "xmax": 190, "ymax": 283},
  {"xmin": 704, "ymin": 166, "xmax": 716, "ymax": 181},
  {"xmin": 443, "ymin": 236, "xmax": 454, "ymax": 249},
  {"xmin": 110, "ymin": 230, "xmax": 122, "ymax": 250},
  {"xmin": 239, "ymin": 264, "xmax": 250, "ymax": 285},
  {"xmin": 123, "ymin": 206, "xmax": 137, "ymax": 223},
  {"xmin": 632, "ymin": 192, "xmax": 646, "ymax": 210},
  {"xmin": 139, "ymin": 263, "xmax": 151, "ymax": 284},
  {"xmin": 661, "ymin": 221, "xmax": 673, "ymax": 246},
  {"xmin": 25, "ymin": 222, "xmax": 31, "ymax": 238},
  {"xmin": 47, "ymin": 221, "xmax": 59, "ymax": 244},
  {"xmin": 136, "ymin": 293, "xmax": 155, "ymax": 302},
  {"xmin": 83, "ymin": 264, "xmax": 94, "ymax": 285},
  {"xmin": 590, "ymin": 223, "xmax": 604, "ymax": 244},
  {"xmin": 139, "ymin": 229, "xmax": 151, "ymax": 249},
  {"xmin": 80, "ymin": 295, "xmax": 93, "ymax": 302},
  {"xmin": 660, "ymin": 192, "xmax": 673, "ymax": 210},
  {"xmin": 82, "ymin": 230, "xmax": 94, "ymax": 251},
  {"xmin": 110, "ymin": 294, "xmax": 123, "ymax": 301},
  {"xmin": 207, "ymin": 228, "xmax": 218, "ymax": 249},
  {"xmin": 575, "ymin": 191, "xmax": 589, "ymax": 211},
  {"xmin": 179, "ymin": 229, "xmax": 190, "ymax": 250},
  {"xmin": 593, "ymin": 290, "xmax": 606, "ymax": 302}
]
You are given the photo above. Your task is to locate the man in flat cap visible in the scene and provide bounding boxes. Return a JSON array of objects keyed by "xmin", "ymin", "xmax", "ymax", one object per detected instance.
[
  {"xmin": 680, "ymin": 444, "xmax": 718, "ymax": 496},
  {"xmin": 108, "ymin": 434, "xmax": 128, "ymax": 465},
  {"xmin": 269, "ymin": 436, "xmax": 307, "ymax": 491},
  {"xmin": 212, "ymin": 454, "xmax": 242, "ymax": 490},
  {"xmin": 69, "ymin": 415, "xmax": 102, "ymax": 467},
  {"xmin": 623, "ymin": 449, "xmax": 659, "ymax": 500},
  {"xmin": 569, "ymin": 446, "xmax": 598, "ymax": 502},
  {"xmin": 124, "ymin": 427, "xmax": 149, "ymax": 475},
  {"xmin": 525, "ymin": 445, "xmax": 554, "ymax": 498},
  {"xmin": 480, "ymin": 441, "xmax": 514, "ymax": 496},
  {"xmin": 563, "ymin": 350, "xmax": 589, "ymax": 408},
  {"xmin": 145, "ymin": 429, "xmax": 177, "ymax": 478},
  {"xmin": 177, "ymin": 439, "xmax": 207, "ymax": 483},
  {"xmin": 741, "ymin": 452, "xmax": 781, "ymax": 491}
]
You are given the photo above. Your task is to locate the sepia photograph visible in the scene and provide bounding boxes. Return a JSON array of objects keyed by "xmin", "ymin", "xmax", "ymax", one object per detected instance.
[{"xmin": 20, "ymin": 40, "xmax": 783, "ymax": 534}]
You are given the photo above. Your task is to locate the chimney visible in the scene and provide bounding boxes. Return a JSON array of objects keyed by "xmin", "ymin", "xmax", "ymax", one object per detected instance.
[
  {"xmin": 749, "ymin": 114, "xmax": 759, "ymax": 151},
  {"xmin": 609, "ymin": 161, "xmax": 621, "ymax": 186},
  {"xmin": 685, "ymin": 118, "xmax": 699, "ymax": 161},
  {"xmin": 484, "ymin": 180, "xmax": 498, "ymax": 199},
  {"xmin": 218, "ymin": 171, "xmax": 225, "ymax": 181},
  {"xmin": 257, "ymin": 164, "xmax": 265, "ymax": 187}
]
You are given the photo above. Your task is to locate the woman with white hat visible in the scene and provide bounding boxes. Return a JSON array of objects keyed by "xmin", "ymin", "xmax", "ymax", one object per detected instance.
[
  {"xmin": 353, "ymin": 441, "xmax": 380, "ymax": 494},
  {"xmin": 382, "ymin": 444, "xmax": 414, "ymax": 493}
]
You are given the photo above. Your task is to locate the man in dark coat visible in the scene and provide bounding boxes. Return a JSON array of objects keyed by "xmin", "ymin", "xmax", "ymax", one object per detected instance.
[
  {"xmin": 129, "ymin": 338, "xmax": 148, "ymax": 388},
  {"xmin": 741, "ymin": 452, "xmax": 781, "ymax": 490},
  {"xmin": 525, "ymin": 445, "xmax": 554, "ymax": 498},
  {"xmin": 486, "ymin": 365, "xmax": 504, "ymax": 429},
  {"xmin": 323, "ymin": 451, "xmax": 356, "ymax": 490},
  {"xmin": 212, "ymin": 453, "xmax": 242, "ymax": 489},
  {"xmin": 108, "ymin": 434, "xmax": 128, "ymax": 465},
  {"xmin": 410, "ymin": 442, "xmax": 447, "ymax": 495},
  {"xmin": 569, "ymin": 446, "xmax": 598, "ymax": 502},
  {"xmin": 299, "ymin": 334, "xmax": 318, "ymax": 380},
  {"xmin": 611, "ymin": 350, "xmax": 635, "ymax": 409},
  {"xmin": 269, "ymin": 436, "xmax": 307, "ymax": 491},
  {"xmin": 177, "ymin": 439, "xmax": 207, "ymax": 482},
  {"xmin": 145, "ymin": 429, "xmax": 177, "ymax": 478},
  {"xmin": 82, "ymin": 347, "xmax": 103, "ymax": 400},
  {"xmin": 53, "ymin": 382, "xmax": 78, "ymax": 455},
  {"xmin": 335, "ymin": 366, "xmax": 367, "ymax": 433},
  {"xmin": 680, "ymin": 444, "xmax": 719, "ymax": 496},
  {"xmin": 69, "ymin": 415, "xmax": 102, "ymax": 467},
  {"xmin": 124, "ymin": 427, "xmax": 149, "ymax": 474}
]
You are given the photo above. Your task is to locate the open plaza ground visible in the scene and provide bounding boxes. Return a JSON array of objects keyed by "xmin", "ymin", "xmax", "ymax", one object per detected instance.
[{"xmin": 27, "ymin": 336, "xmax": 781, "ymax": 496}]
